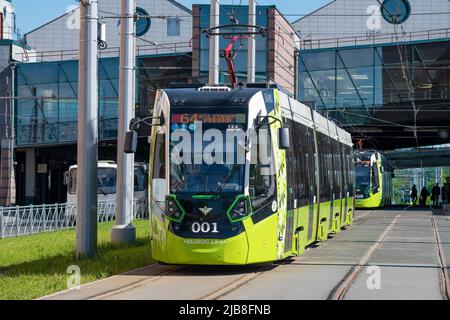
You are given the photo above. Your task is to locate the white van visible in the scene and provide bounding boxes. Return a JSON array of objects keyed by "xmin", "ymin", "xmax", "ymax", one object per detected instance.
[{"xmin": 65, "ymin": 161, "xmax": 149, "ymax": 219}]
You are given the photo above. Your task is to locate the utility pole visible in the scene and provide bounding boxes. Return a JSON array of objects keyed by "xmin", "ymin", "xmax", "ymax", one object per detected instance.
[
  {"xmin": 77, "ymin": 0, "xmax": 98, "ymax": 258},
  {"xmin": 209, "ymin": 0, "xmax": 220, "ymax": 85},
  {"xmin": 247, "ymin": 0, "xmax": 256, "ymax": 83},
  {"xmin": 9, "ymin": 63, "xmax": 15, "ymax": 206},
  {"xmin": 111, "ymin": 0, "xmax": 136, "ymax": 244}
]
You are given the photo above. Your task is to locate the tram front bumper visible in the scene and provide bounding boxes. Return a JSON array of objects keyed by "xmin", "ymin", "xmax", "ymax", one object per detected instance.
[{"xmin": 162, "ymin": 231, "xmax": 250, "ymax": 265}]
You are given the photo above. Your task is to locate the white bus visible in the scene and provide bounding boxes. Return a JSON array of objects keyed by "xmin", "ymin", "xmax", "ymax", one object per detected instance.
[{"xmin": 65, "ymin": 161, "xmax": 149, "ymax": 218}]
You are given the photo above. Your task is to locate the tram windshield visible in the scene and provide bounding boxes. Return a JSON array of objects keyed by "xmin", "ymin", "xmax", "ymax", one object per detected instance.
[
  {"xmin": 169, "ymin": 107, "xmax": 248, "ymax": 196},
  {"xmin": 356, "ymin": 166, "xmax": 371, "ymax": 189}
]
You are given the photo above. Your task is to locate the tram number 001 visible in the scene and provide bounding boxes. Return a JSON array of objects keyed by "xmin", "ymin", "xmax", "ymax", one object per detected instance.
[{"xmin": 191, "ymin": 222, "xmax": 219, "ymax": 234}]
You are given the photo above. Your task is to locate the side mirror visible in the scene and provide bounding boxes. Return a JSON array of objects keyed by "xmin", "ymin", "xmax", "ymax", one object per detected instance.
[
  {"xmin": 278, "ymin": 127, "xmax": 290, "ymax": 150},
  {"xmin": 125, "ymin": 130, "xmax": 138, "ymax": 154}
]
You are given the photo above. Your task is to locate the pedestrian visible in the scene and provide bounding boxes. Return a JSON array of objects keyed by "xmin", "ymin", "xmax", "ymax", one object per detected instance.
[
  {"xmin": 431, "ymin": 183, "xmax": 440, "ymax": 208},
  {"xmin": 410, "ymin": 185, "xmax": 418, "ymax": 206},
  {"xmin": 420, "ymin": 186, "xmax": 430, "ymax": 206},
  {"xmin": 442, "ymin": 183, "xmax": 447, "ymax": 204}
]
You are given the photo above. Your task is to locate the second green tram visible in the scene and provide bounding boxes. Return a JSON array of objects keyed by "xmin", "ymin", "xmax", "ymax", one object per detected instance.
[
  {"xmin": 147, "ymin": 85, "xmax": 355, "ymax": 265},
  {"xmin": 355, "ymin": 151, "xmax": 393, "ymax": 208}
]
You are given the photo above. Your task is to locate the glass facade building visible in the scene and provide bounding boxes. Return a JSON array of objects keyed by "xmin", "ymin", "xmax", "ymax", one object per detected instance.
[
  {"xmin": 298, "ymin": 39, "xmax": 450, "ymax": 148},
  {"xmin": 15, "ymin": 54, "xmax": 191, "ymax": 147},
  {"xmin": 15, "ymin": 58, "xmax": 120, "ymax": 146},
  {"xmin": 194, "ymin": 4, "xmax": 270, "ymax": 83}
]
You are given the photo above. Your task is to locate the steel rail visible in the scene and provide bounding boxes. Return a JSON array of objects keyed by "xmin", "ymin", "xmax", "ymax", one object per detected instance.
[
  {"xmin": 328, "ymin": 214, "xmax": 402, "ymax": 300},
  {"xmin": 431, "ymin": 216, "xmax": 450, "ymax": 300}
]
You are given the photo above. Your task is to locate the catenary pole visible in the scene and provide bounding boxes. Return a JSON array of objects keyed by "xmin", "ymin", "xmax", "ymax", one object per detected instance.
[
  {"xmin": 111, "ymin": 0, "xmax": 136, "ymax": 244},
  {"xmin": 76, "ymin": 0, "xmax": 99, "ymax": 258},
  {"xmin": 209, "ymin": 0, "xmax": 220, "ymax": 85},
  {"xmin": 247, "ymin": 0, "xmax": 256, "ymax": 83}
]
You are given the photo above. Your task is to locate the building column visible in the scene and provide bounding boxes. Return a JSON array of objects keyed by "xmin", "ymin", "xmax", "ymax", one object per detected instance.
[
  {"xmin": 0, "ymin": 138, "xmax": 15, "ymax": 206},
  {"xmin": 25, "ymin": 148, "xmax": 36, "ymax": 205}
]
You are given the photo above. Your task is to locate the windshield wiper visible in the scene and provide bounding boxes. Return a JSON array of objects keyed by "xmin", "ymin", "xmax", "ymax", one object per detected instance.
[
  {"xmin": 172, "ymin": 181, "xmax": 185, "ymax": 194},
  {"xmin": 98, "ymin": 187, "xmax": 108, "ymax": 196},
  {"xmin": 211, "ymin": 164, "xmax": 240, "ymax": 196}
]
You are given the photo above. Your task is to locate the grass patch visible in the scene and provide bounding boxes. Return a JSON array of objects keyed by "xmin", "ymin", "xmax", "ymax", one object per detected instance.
[{"xmin": 0, "ymin": 220, "xmax": 153, "ymax": 300}]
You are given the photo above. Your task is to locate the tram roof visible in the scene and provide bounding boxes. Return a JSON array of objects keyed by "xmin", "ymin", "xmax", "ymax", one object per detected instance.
[{"xmin": 163, "ymin": 87, "xmax": 264, "ymax": 108}]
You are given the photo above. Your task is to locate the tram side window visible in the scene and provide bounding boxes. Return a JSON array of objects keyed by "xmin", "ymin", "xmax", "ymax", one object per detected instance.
[
  {"xmin": 305, "ymin": 127, "xmax": 316, "ymax": 202},
  {"xmin": 340, "ymin": 142, "xmax": 349, "ymax": 197},
  {"xmin": 249, "ymin": 121, "xmax": 276, "ymax": 211},
  {"xmin": 347, "ymin": 148, "xmax": 355, "ymax": 196},
  {"xmin": 286, "ymin": 119, "xmax": 299, "ymax": 210},
  {"xmin": 332, "ymin": 139, "xmax": 342, "ymax": 198},
  {"xmin": 318, "ymin": 132, "xmax": 332, "ymax": 203},
  {"xmin": 372, "ymin": 165, "xmax": 380, "ymax": 193},
  {"xmin": 294, "ymin": 122, "xmax": 310, "ymax": 207},
  {"xmin": 153, "ymin": 134, "xmax": 166, "ymax": 180},
  {"xmin": 326, "ymin": 137, "xmax": 334, "ymax": 201}
]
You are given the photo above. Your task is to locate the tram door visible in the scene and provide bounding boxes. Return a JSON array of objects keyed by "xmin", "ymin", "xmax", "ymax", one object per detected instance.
[{"xmin": 340, "ymin": 143, "xmax": 349, "ymax": 226}]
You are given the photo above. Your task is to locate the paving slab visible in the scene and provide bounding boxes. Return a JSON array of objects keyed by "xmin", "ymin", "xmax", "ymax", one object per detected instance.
[
  {"xmin": 42, "ymin": 209, "xmax": 446, "ymax": 301},
  {"xmin": 369, "ymin": 242, "xmax": 439, "ymax": 267},
  {"xmin": 441, "ymin": 244, "xmax": 450, "ymax": 267},
  {"xmin": 99, "ymin": 267, "xmax": 263, "ymax": 300},
  {"xmin": 219, "ymin": 264, "xmax": 351, "ymax": 300},
  {"xmin": 345, "ymin": 266, "xmax": 443, "ymax": 300}
]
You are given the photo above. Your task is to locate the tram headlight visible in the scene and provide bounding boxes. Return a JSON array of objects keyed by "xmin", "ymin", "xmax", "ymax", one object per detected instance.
[
  {"xmin": 165, "ymin": 196, "xmax": 186, "ymax": 223},
  {"xmin": 227, "ymin": 195, "xmax": 252, "ymax": 223}
]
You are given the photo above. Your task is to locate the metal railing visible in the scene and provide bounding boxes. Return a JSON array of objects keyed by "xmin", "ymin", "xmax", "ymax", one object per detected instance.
[
  {"xmin": 0, "ymin": 199, "xmax": 148, "ymax": 239},
  {"xmin": 299, "ymin": 28, "xmax": 450, "ymax": 50},
  {"xmin": 20, "ymin": 41, "xmax": 193, "ymax": 63}
]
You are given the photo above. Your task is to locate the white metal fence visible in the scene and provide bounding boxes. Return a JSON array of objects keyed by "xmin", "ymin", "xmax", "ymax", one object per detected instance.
[{"xmin": 0, "ymin": 199, "xmax": 148, "ymax": 239}]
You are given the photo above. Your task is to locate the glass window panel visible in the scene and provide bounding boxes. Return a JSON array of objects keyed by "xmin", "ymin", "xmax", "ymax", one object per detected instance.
[
  {"xmin": 59, "ymin": 82, "xmax": 78, "ymax": 98},
  {"xmin": 58, "ymin": 61, "xmax": 79, "ymax": 83},
  {"xmin": 98, "ymin": 58, "xmax": 119, "ymax": 81},
  {"xmin": 43, "ymin": 100, "xmax": 59, "ymax": 124},
  {"xmin": 197, "ymin": 5, "xmax": 268, "ymax": 76},
  {"xmin": 17, "ymin": 63, "xmax": 58, "ymax": 85},
  {"xmin": 99, "ymin": 79, "xmax": 119, "ymax": 98},
  {"xmin": 339, "ymin": 48, "xmax": 374, "ymax": 68},
  {"xmin": 300, "ymin": 51, "xmax": 335, "ymax": 71},
  {"xmin": 167, "ymin": 18, "xmax": 180, "ymax": 36},
  {"xmin": 59, "ymin": 100, "xmax": 78, "ymax": 123},
  {"xmin": 336, "ymin": 68, "xmax": 365, "ymax": 109}
]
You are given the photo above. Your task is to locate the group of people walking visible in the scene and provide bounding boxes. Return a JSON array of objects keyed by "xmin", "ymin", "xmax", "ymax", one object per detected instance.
[{"xmin": 410, "ymin": 183, "xmax": 450, "ymax": 208}]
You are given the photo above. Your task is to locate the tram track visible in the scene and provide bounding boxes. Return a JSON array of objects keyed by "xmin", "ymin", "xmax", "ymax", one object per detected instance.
[
  {"xmin": 47, "ymin": 210, "xmax": 441, "ymax": 300},
  {"xmin": 83, "ymin": 264, "xmax": 276, "ymax": 300},
  {"xmin": 89, "ymin": 266, "xmax": 184, "ymax": 300},
  {"xmin": 327, "ymin": 212, "xmax": 450, "ymax": 300},
  {"xmin": 327, "ymin": 214, "xmax": 402, "ymax": 300},
  {"xmin": 199, "ymin": 265, "xmax": 275, "ymax": 300},
  {"xmin": 431, "ymin": 216, "xmax": 450, "ymax": 300},
  {"xmin": 199, "ymin": 211, "xmax": 381, "ymax": 300},
  {"xmin": 90, "ymin": 211, "xmax": 377, "ymax": 300}
]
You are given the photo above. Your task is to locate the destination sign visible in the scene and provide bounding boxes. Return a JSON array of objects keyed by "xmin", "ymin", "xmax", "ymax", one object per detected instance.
[{"xmin": 171, "ymin": 113, "xmax": 246, "ymax": 124}]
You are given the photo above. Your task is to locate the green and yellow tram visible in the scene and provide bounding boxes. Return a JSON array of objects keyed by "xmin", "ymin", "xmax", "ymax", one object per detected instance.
[
  {"xmin": 355, "ymin": 151, "xmax": 393, "ymax": 208},
  {"xmin": 145, "ymin": 85, "xmax": 355, "ymax": 265}
]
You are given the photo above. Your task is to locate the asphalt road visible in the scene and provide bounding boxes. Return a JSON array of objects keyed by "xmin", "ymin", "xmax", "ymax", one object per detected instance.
[{"xmin": 41, "ymin": 209, "xmax": 450, "ymax": 300}]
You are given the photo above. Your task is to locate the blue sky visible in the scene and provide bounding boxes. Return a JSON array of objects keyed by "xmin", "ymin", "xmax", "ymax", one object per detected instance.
[{"xmin": 13, "ymin": 0, "xmax": 331, "ymax": 34}]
